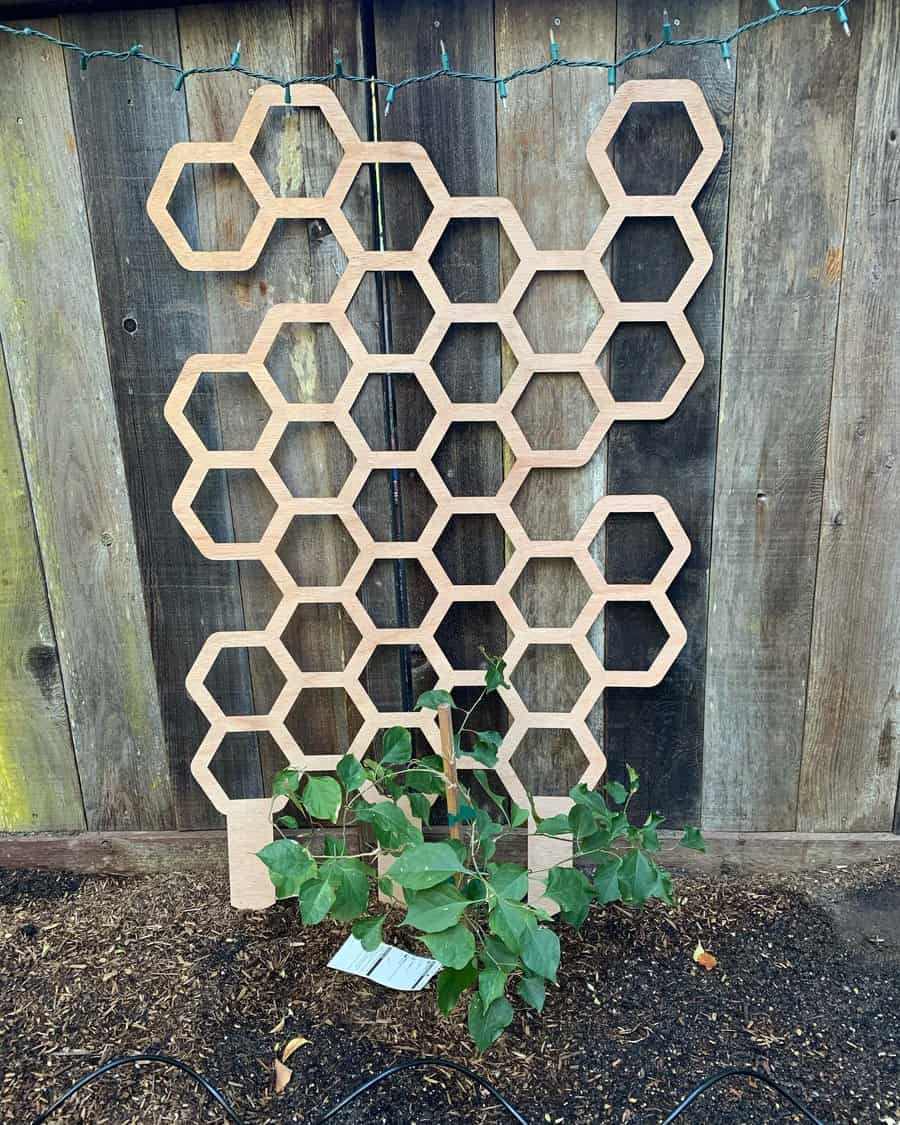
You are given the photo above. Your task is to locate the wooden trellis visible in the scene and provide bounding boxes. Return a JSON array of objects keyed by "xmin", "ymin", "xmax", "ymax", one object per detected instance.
[{"xmin": 147, "ymin": 79, "xmax": 722, "ymax": 909}]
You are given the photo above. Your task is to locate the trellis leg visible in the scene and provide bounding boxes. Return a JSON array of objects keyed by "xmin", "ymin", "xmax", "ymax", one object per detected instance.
[
  {"xmin": 527, "ymin": 797, "xmax": 573, "ymax": 910},
  {"xmin": 226, "ymin": 798, "xmax": 276, "ymax": 910}
]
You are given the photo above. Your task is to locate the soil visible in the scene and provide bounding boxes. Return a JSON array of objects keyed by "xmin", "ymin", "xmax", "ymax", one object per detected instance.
[{"xmin": 1, "ymin": 859, "xmax": 899, "ymax": 1124}]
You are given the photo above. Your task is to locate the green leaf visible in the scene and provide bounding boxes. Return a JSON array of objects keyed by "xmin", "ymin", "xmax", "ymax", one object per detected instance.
[
  {"xmin": 423, "ymin": 923, "xmax": 475, "ymax": 969},
  {"xmin": 626, "ymin": 763, "xmax": 639, "ymax": 792},
  {"xmin": 544, "ymin": 867, "xmax": 592, "ymax": 915},
  {"xmin": 638, "ymin": 823, "xmax": 661, "ymax": 853},
  {"xmin": 604, "ymin": 780, "xmax": 629, "ymax": 805},
  {"xmin": 275, "ymin": 814, "xmax": 299, "ymax": 830},
  {"xmin": 617, "ymin": 848, "xmax": 658, "ymax": 904},
  {"xmin": 321, "ymin": 857, "xmax": 370, "ymax": 921},
  {"xmin": 517, "ymin": 974, "xmax": 546, "ymax": 1012},
  {"xmin": 470, "ymin": 730, "xmax": 501, "ymax": 768},
  {"xmin": 521, "ymin": 926, "xmax": 560, "ymax": 983},
  {"xmin": 356, "ymin": 801, "xmax": 424, "ymax": 850},
  {"xmin": 484, "ymin": 656, "xmax": 510, "ymax": 693},
  {"xmin": 487, "ymin": 862, "xmax": 528, "ymax": 903},
  {"xmin": 448, "ymin": 803, "xmax": 479, "ymax": 827},
  {"xmin": 256, "ymin": 838, "xmax": 317, "ymax": 900},
  {"xmin": 468, "ymin": 994, "xmax": 514, "ymax": 1053},
  {"xmin": 407, "ymin": 791, "xmax": 433, "ymax": 826},
  {"xmin": 473, "ymin": 769, "xmax": 507, "ymax": 815},
  {"xmin": 405, "ymin": 755, "xmax": 446, "ymax": 795},
  {"xmin": 336, "ymin": 754, "xmax": 366, "ymax": 793},
  {"xmin": 680, "ymin": 825, "xmax": 706, "ymax": 852},
  {"xmin": 382, "ymin": 726, "xmax": 412, "ymax": 765},
  {"xmin": 478, "ymin": 966, "xmax": 507, "ymax": 1008},
  {"xmin": 377, "ymin": 875, "xmax": 396, "ymax": 899},
  {"xmin": 592, "ymin": 856, "xmax": 622, "ymax": 905},
  {"xmin": 437, "ymin": 961, "xmax": 477, "ymax": 1014},
  {"xmin": 560, "ymin": 898, "xmax": 591, "ymax": 930},
  {"xmin": 535, "ymin": 814, "xmax": 572, "ymax": 837},
  {"xmin": 299, "ymin": 877, "xmax": 336, "ymax": 924},
  {"xmin": 388, "ymin": 842, "xmax": 467, "ymax": 891},
  {"xmin": 481, "ymin": 934, "xmax": 519, "ymax": 973},
  {"xmin": 403, "ymin": 883, "xmax": 468, "ymax": 933},
  {"xmin": 489, "ymin": 897, "xmax": 537, "ymax": 953},
  {"xmin": 414, "ymin": 689, "xmax": 455, "ymax": 711},
  {"xmin": 570, "ymin": 783, "xmax": 611, "ymax": 815},
  {"xmin": 567, "ymin": 804, "xmax": 595, "ymax": 841},
  {"xmin": 510, "ymin": 803, "xmax": 530, "ymax": 828},
  {"xmin": 272, "ymin": 767, "xmax": 301, "ymax": 797},
  {"xmin": 300, "ymin": 775, "xmax": 342, "ymax": 823},
  {"xmin": 323, "ymin": 836, "xmax": 347, "ymax": 857},
  {"xmin": 352, "ymin": 915, "xmax": 384, "ymax": 952}
]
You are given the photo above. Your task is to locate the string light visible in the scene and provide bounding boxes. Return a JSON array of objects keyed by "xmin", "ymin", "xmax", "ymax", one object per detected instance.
[{"xmin": 0, "ymin": 3, "xmax": 854, "ymax": 113}]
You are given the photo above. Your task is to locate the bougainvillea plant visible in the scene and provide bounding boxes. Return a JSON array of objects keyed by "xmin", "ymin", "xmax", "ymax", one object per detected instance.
[{"xmin": 257, "ymin": 654, "xmax": 705, "ymax": 1052}]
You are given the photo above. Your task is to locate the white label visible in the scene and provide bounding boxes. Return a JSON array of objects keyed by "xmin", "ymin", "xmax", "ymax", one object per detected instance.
[{"xmin": 327, "ymin": 935, "xmax": 441, "ymax": 992}]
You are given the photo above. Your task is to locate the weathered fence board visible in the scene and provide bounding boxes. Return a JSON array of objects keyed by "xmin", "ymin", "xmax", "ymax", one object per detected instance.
[
  {"xmin": 798, "ymin": 1, "xmax": 900, "ymax": 833},
  {"xmin": 61, "ymin": 7, "xmax": 257, "ymax": 826},
  {"xmin": 0, "ymin": 347, "xmax": 83, "ymax": 831},
  {"xmin": 0, "ymin": 20, "xmax": 173, "ymax": 830},
  {"xmin": 703, "ymin": 5, "xmax": 861, "ymax": 831},
  {"xmin": 604, "ymin": 0, "xmax": 736, "ymax": 825},
  {"xmin": 373, "ymin": 0, "xmax": 503, "ymax": 731},
  {"xmin": 495, "ymin": 0, "xmax": 613, "ymax": 797}
]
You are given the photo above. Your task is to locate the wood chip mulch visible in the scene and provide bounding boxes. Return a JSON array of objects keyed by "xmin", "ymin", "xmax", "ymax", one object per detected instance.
[{"xmin": 1, "ymin": 859, "xmax": 899, "ymax": 1124}]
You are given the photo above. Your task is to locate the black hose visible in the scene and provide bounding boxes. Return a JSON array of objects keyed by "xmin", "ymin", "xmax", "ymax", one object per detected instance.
[{"xmin": 660, "ymin": 1065, "xmax": 825, "ymax": 1124}]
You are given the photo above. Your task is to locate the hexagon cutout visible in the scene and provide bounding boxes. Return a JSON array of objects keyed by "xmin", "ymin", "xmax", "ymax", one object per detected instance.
[
  {"xmin": 346, "ymin": 271, "xmax": 436, "ymax": 354},
  {"xmin": 271, "ymin": 421, "xmax": 354, "ymax": 498},
  {"xmin": 435, "ymin": 602, "xmax": 509, "ymax": 671},
  {"xmin": 204, "ymin": 645, "xmax": 286, "ymax": 715},
  {"xmin": 358, "ymin": 558, "xmax": 437, "ymax": 629},
  {"xmin": 350, "ymin": 372, "xmax": 436, "ymax": 451},
  {"xmin": 511, "ymin": 644, "xmax": 589, "ymax": 712},
  {"xmin": 433, "ymin": 422, "xmax": 507, "ymax": 497},
  {"xmin": 509, "ymin": 727, "xmax": 594, "ymax": 796},
  {"xmin": 605, "ymin": 321, "xmax": 685, "ymax": 402},
  {"xmin": 513, "ymin": 371, "xmax": 600, "ymax": 452},
  {"xmin": 264, "ymin": 321, "xmax": 354, "ymax": 403},
  {"xmin": 281, "ymin": 603, "xmax": 362, "ymax": 672},
  {"xmin": 606, "ymin": 102, "xmax": 702, "ymax": 196},
  {"xmin": 435, "ymin": 514, "xmax": 508, "ymax": 586},
  {"xmin": 147, "ymin": 144, "xmax": 274, "ymax": 270},
  {"xmin": 596, "ymin": 512, "xmax": 674, "ymax": 585},
  {"xmin": 511, "ymin": 558, "xmax": 592, "ymax": 628},
  {"xmin": 286, "ymin": 687, "xmax": 363, "ymax": 754},
  {"xmin": 515, "ymin": 271, "xmax": 603, "ymax": 354},
  {"xmin": 362, "ymin": 644, "xmax": 437, "ymax": 712},
  {"xmin": 431, "ymin": 323, "xmax": 510, "ymax": 403},
  {"xmin": 208, "ymin": 731, "xmax": 291, "ymax": 801},
  {"xmin": 342, "ymin": 162, "xmax": 434, "ymax": 250},
  {"xmin": 250, "ymin": 105, "xmax": 345, "ymax": 198},
  {"xmin": 354, "ymin": 469, "xmax": 436, "ymax": 542},
  {"xmin": 607, "ymin": 217, "xmax": 692, "ymax": 303},
  {"xmin": 598, "ymin": 600, "xmax": 670, "ymax": 672},
  {"xmin": 181, "ymin": 370, "xmax": 272, "ymax": 453},
  {"xmin": 578, "ymin": 496, "xmax": 689, "ymax": 588},
  {"xmin": 191, "ymin": 468, "xmax": 278, "ymax": 545},
  {"xmin": 276, "ymin": 514, "xmax": 358, "ymax": 586},
  {"xmin": 429, "ymin": 217, "xmax": 519, "ymax": 304}
]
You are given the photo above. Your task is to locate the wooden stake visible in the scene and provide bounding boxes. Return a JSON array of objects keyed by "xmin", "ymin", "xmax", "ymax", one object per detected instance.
[{"xmin": 438, "ymin": 703, "xmax": 461, "ymax": 842}]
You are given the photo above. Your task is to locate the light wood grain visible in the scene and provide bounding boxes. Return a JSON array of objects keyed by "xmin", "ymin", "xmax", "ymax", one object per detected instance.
[
  {"xmin": 798, "ymin": 3, "xmax": 900, "ymax": 832},
  {"xmin": 703, "ymin": 5, "xmax": 861, "ymax": 830},
  {"xmin": 0, "ymin": 19, "xmax": 173, "ymax": 830}
]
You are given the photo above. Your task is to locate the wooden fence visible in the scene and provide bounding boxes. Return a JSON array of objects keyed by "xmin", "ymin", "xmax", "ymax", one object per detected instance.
[{"xmin": 0, "ymin": 0, "xmax": 897, "ymax": 856}]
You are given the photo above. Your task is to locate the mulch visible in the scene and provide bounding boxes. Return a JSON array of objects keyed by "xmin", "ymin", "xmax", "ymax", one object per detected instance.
[{"xmin": 1, "ymin": 858, "xmax": 899, "ymax": 1124}]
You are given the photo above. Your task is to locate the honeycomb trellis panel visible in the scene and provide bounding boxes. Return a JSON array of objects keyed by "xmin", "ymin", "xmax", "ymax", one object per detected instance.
[{"xmin": 148, "ymin": 80, "xmax": 722, "ymax": 910}]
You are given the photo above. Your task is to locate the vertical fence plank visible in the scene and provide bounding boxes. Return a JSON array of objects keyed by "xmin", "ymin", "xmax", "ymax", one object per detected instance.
[
  {"xmin": 178, "ymin": 0, "xmax": 374, "ymax": 778},
  {"xmin": 372, "ymin": 1, "xmax": 502, "ymax": 717},
  {"xmin": 703, "ymin": 5, "xmax": 860, "ymax": 830},
  {"xmin": 0, "ymin": 22, "xmax": 173, "ymax": 829},
  {"xmin": 62, "ymin": 8, "xmax": 259, "ymax": 827},
  {"xmin": 0, "ymin": 346, "xmax": 84, "ymax": 830},
  {"xmin": 495, "ymin": 0, "xmax": 613, "ymax": 798},
  {"xmin": 604, "ymin": 0, "xmax": 736, "ymax": 824},
  {"xmin": 798, "ymin": 7, "xmax": 900, "ymax": 832}
]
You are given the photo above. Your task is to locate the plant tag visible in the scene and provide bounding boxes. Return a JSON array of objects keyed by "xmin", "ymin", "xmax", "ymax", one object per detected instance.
[{"xmin": 327, "ymin": 935, "xmax": 441, "ymax": 992}]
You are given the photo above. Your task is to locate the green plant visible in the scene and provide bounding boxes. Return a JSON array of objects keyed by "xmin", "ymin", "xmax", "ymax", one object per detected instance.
[{"xmin": 257, "ymin": 654, "xmax": 705, "ymax": 1052}]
